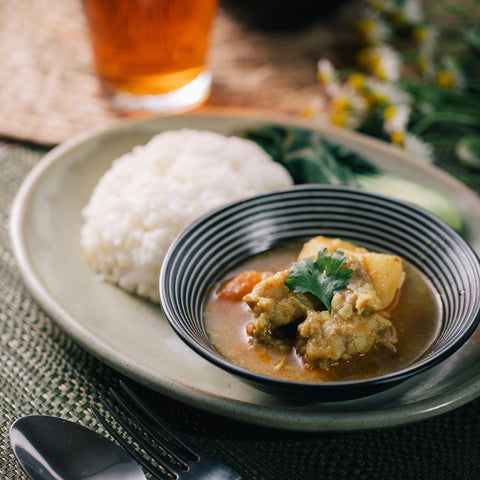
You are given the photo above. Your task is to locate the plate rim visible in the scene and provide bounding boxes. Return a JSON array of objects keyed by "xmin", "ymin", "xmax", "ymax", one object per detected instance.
[{"xmin": 9, "ymin": 108, "xmax": 480, "ymax": 432}]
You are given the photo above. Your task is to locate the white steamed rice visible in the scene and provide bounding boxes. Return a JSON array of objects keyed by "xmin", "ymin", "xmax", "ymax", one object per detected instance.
[{"xmin": 80, "ymin": 129, "xmax": 293, "ymax": 302}]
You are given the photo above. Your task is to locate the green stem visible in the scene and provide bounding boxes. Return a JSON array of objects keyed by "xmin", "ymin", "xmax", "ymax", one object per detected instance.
[{"xmin": 411, "ymin": 112, "xmax": 480, "ymax": 135}]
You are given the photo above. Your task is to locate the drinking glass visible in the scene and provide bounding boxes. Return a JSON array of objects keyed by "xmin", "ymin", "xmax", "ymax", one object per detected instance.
[{"xmin": 83, "ymin": 0, "xmax": 219, "ymax": 113}]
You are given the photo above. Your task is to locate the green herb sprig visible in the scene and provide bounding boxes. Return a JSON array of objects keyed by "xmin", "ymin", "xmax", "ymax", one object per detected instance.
[
  {"xmin": 240, "ymin": 125, "xmax": 378, "ymax": 185},
  {"xmin": 285, "ymin": 248, "xmax": 353, "ymax": 313}
]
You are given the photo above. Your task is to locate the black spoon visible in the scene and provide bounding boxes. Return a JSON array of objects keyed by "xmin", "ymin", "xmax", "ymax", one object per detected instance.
[{"xmin": 9, "ymin": 415, "xmax": 146, "ymax": 480}]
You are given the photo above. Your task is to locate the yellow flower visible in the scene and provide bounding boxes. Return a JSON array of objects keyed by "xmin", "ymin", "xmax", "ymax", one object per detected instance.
[
  {"xmin": 435, "ymin": 57, "xmax": 465, "ymax": 91},
  {"xmin": 390, "ymin": 130, "xmax": 405, "ymax": 146},
  {"xmin": 383, "ymin": 105, "xmax": 397, "ymax": 120},
  {"xmin": 435, "ymin": 70, "xmax": 456, "ymax": 89},
  {"xmin": 412, "ymin": 25, "xmax": 427, "ymax": 43},
  {"xmin": 415, "ymin": 54, "xmax": 434, "ymax": 78},
  {"xmin": 355, "ymin": 14, "xmax": 389, "ymax": 45},
  {"xmin": 330, "ymin": 110, "xmax": 349, "ymax": 127},
  {"xmin": 331, "ymin": 95, "xmax": 351, "ymax": 112},
  {"xmin": 326, "ymin": 88, "xmax": 369, "ymax": 129},
  {"xmin": 347, "ymin": 73, "xmax": 367, "ymax": 91}
]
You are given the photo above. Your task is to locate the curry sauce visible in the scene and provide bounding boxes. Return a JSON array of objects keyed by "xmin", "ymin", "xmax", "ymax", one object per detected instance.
[{"xmin": 204, "ymin": 241, "xmax": 442, "ymax": 383}]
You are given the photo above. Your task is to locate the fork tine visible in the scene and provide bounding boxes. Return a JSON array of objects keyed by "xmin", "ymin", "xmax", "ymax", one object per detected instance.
[
  {"xmin": 118, "ymin": 381, "xmax": 199, "ymax": 461},
  {"xmin": 92, "ymin": 405, "xmax": 172, "ymax": 480},
  {"xmin": 108, "ymin": 387, "xmax": 194, "ymax": 467}
]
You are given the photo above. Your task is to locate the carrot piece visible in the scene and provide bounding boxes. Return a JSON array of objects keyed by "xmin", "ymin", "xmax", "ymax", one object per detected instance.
[{"xmin": 217, "ymin": 270, "xmax": 263, "ymax": 301}]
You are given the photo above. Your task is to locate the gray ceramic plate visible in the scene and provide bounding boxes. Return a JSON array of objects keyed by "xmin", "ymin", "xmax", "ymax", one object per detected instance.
[{"xmin": 10, "ymin": 110, "xmax": 480, "ymax": 432}]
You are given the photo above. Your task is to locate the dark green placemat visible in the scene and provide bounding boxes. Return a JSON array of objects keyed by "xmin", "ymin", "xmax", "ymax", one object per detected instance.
[{"xmin": 1, "ymin": 143, "xmax": 480, "ymax": 480}]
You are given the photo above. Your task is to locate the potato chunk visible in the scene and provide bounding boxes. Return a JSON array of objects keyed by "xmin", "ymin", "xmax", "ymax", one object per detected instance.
[
  {"xmin": 297, "ymin": 236, "xmax": 405, "ymax": 311},
  {"xmin": 298, "ymin": 236, "xmax": 368, "ymax": 258},
  {"xmin": 359, "ymin": 253, "xmax": 405, "ymax": 310}
]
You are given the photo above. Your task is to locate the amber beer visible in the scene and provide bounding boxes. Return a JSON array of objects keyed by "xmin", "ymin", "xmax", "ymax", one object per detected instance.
[{"xmin": 83, "ymin": 0, "xmax": 218, "ymax": 110}]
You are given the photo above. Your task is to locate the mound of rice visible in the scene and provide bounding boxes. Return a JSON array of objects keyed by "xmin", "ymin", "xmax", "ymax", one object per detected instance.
[{"xmin": 80, "ymin": 129, "xmax": 293, "ymax": 302}]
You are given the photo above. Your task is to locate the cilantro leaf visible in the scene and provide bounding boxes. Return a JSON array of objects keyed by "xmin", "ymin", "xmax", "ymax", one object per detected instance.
[{"xmin": 285, "ymin": 248, "xmax": 353, "ymax": 313}]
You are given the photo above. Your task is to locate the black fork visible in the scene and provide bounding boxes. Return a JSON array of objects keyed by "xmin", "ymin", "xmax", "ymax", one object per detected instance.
[{"xmin": 92, "ymin": 381, "xmax": 242, "ymax": 480}]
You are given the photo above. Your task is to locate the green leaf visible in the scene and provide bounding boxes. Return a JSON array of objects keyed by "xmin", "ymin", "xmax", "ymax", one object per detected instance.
[
  {"xmin": 321, "ymin": 139, "xmax": 380, "ymax": 177},
  {"xmin": 285, "ymin": 249, "xmax": 353, "ymax": 313},
  {"xmin": 240, "ymin": 125, "xmax": 379, "ymax": 185}
]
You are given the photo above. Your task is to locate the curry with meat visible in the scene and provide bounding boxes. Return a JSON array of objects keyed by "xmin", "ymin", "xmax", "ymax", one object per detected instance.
[{"xmin": 204, "ymin": 236, "xmax": 442, "ymax": 382}]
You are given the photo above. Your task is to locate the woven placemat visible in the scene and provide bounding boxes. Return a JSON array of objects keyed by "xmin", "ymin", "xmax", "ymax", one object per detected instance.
[
  {"xmin": 2, "ymin": 145, "xmax": 480, "ymax": 480},
  {"xmin": 0, "ymin": 1, "xmax": 115, "ymax": 145},
  {"xmin": 0, "ymin": 0, "xmax": 356, "ymax": 146}
]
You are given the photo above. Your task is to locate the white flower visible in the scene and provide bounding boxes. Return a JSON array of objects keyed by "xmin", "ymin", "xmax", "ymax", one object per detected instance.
[
  {"xmin": 308, "ymin": 83, "xmax": 369, "ymax": 129},
  {"xmin": 397, "ymin": 0, "xmax": 424, "ymax": 24},
  {"xmin": 317, "ymin": 59, "xmax": 337, "ymax": 86},
  {"xmin": 303, "ymin": 96, "xmax": 327, "ymax": 121},
  {"xmin": 365, "ymin": 78, "xmax": 411, "ymax": 105},
  {"xmin": 356, "ymin": 12, "xmax": 390, "ymax": 45},
  {"xmin": 403, "ymin": 133, "xmax": 434, "ymax": 164},
  {"xmin": 316, "ymin": 59, "xmax": 343, "ymax": 97},
  {"xmin": 327, "ymin": 86, "xmax": 369, "ymax": 129},
  {"xmin": 413, "ymin": 24, "xmax": 438, "ymax": 55},
  {"xmin": 383, "ymin": 104, "xmax": 411, "ymax": 134},
  {"xmin": 357, "ymin": 45, "xmax": 401, "ymax": 82}
]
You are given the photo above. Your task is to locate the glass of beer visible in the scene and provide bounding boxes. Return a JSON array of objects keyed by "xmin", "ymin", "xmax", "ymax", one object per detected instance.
[{"xmin": 82, "ymin": 0, "xmax": 219, "ymax": 113}]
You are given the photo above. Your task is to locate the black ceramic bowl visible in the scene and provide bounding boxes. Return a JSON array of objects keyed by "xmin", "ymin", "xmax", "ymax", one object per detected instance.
[{"xmin": 160, "ymin": 185, "xmax": 480, "ymax": 400}]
